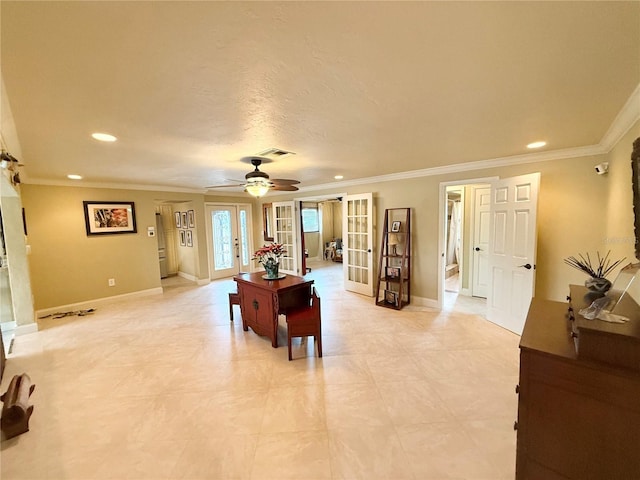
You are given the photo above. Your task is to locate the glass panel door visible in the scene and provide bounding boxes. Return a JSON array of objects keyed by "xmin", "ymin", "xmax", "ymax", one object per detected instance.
[
  {"xmin": 343, "ymin": 193, "xmax": 373, "ymax": 296},
  {"xmin": 272, "ymin": 201, "xmax": 298, "ymax": 275},
  {"xmin": 205, "ymin": 204, "xmax": 252, "ymax": 280}
]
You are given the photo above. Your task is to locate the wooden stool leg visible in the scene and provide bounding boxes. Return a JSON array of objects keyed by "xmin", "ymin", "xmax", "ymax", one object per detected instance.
[
  {"xmin": 228, "ymin": 292, "xmax": 240, "ymax": 322},
  {"xmin": 317, "ymin": 334, "xmax": 322, "ymax": 358},
  {"xmin": 288, "ymin": 334, "xmax": 293, "ymax": 361}
]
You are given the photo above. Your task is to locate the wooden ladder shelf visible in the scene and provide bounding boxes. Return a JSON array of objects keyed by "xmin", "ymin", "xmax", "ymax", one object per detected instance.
[{"xmin": 375, "ymin": 208, "xmax": 411, "ymax": 310}]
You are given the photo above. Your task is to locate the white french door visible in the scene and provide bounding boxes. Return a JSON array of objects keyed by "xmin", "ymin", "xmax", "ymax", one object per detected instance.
[
  {"xmin": 272, "ymin": 201, "xmax": 299, "ymax": 275},
  {"xmin": 343, "ymin": 193, "xmax": 374, "ymax": 296},
  {"xmin": 487, "ymin": 173, "xmax": 540, "ymax": 334},
  {"xmin": 205, "ymin": 204, "xmax": 252, "ymax": 280}
]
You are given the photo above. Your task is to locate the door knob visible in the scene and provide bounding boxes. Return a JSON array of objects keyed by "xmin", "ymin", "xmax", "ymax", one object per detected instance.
[
  {"xmin": 518, "ymin": 263, "xmax": 532, "ymax": 270},
  {"xmin": 475, "ymin": 247, "xmax": 481, "ymax": 251}
]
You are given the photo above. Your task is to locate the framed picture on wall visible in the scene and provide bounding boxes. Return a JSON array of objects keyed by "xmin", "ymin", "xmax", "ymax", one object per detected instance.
[
  {"xmin": 391, "ymin": 221, "xmax": 401, "ymax": 233},
  {"xmin": 83, "ymin": 201, "xmax": 137, "ymax": 236},
  {"xmin": 186, "ymin": 230, "xmax": 193, "ymax": 247},
  {"xmin": 181, "ymin": 212, "xmax": 188, "ymax": 229},
  {"xmin": 187, "ymin": 210, "xmax": 195, "ymax": 228},
  {"xmin": 180, "ymin": 230, "xmax": 186, "ymax": 246},
  {"xmin": 175, "ymin": 211, "xmax": 181, "ymax": 228}
]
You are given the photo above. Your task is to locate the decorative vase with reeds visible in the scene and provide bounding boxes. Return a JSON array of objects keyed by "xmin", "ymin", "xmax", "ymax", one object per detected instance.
[{"xmin": 564, "ymin": 251, "xmax": 625, "ymax": 293}]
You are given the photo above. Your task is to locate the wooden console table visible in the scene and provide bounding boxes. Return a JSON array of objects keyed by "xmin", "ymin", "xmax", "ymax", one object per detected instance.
[
  {"xmin": 234, "ymin": 272, "xmax": 314, "ymax": 348},
  {"xmin": 516, "ymin": 292, "xmax": 640, "ymax": 479}
]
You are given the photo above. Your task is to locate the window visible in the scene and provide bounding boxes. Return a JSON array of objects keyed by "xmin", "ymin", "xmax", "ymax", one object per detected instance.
[{"xmin": 301, "ymin": 207, "xmax": 319, "ymax": 232}]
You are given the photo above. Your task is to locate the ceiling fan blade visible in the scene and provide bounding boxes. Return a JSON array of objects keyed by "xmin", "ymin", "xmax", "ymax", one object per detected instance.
[
  {"xmin": 271, "ymin": 178, "xmax": 300, "ymax": 185},
  {"xmin": 205, "ymin": 183, "xmax": 245, "ymax": 189},
  {"xmin": 271, "ymin": 185, "xmax": 299, "ymax": 192}
]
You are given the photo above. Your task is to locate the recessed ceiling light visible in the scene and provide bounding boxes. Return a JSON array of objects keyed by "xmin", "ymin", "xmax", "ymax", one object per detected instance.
[
  {"xmin": 334, "ymin": 175, "xmax": 344, "ymax": 180},
  {"xmin": 527, "ymin": 141, "xmax": 546, "ymax": 149},
  {"xmin": 67, "ymin": 174, "xmax": 83, "ymax": 180},
  {"xmin": 91, "ymin": 132, "xmax": 117, "ymax": 142}
]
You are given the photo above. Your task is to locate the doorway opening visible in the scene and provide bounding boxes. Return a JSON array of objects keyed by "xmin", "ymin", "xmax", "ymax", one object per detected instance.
[
  {"xmin": 439, "ymin": 179, "xmax": 494, "ymax": 313},
  {"xmin": 292, "ymin": 194, "xmax": 346, "ymax": 271}
]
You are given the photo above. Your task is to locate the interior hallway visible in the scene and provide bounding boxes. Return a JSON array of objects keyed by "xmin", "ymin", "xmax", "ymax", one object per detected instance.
[{"xmin": 1, "ymin": 260, "xmax": 519, "ymax": 479}]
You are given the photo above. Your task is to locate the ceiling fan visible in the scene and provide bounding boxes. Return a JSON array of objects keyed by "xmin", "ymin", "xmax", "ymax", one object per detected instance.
[{"xmin": 207, "ymin": 157, "xmax": 300, "ymax": 198}]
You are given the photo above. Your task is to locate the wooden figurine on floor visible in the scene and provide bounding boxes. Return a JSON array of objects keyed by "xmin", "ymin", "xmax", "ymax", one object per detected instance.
[{"xmin": 1, "ymin": 373, "xmax": 35, "ymax": 439}]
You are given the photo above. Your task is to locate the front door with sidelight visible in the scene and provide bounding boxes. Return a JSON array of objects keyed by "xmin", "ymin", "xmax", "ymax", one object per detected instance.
[{"xmin": 205, "ymin": 204, "xmax": 252, "ymax": 280}]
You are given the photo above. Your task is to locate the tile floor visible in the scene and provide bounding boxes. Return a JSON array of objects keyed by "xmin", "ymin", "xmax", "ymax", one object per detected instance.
[{"xmin": 0, "ymin": 261, "xmax": 519, "ymax": 479}]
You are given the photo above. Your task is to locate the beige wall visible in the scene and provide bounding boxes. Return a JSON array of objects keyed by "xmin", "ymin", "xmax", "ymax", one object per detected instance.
[
  {"xmin": 319, "ymin": 201, "xmax": 343, "ymax": 248},
  {"xmin": 22, "ymin": 185, "xmax": 244, "ymax": 310},
  {"xmin": 265, "ymin": 125, "xmax": 640, "ymax": 303},
  {"xmin": 18, "ymin": 120, "xmax": 640, "ymax": 311},
  {"xmin": 304, "ymin": 232, "xmax": 320, "ymax": 258}
]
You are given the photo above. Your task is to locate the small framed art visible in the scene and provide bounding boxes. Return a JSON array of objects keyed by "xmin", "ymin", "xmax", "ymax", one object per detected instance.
[
  {"xmin": 384, "ymin": 290, "xmax": 398, "ymax": 306},
  {"xmin": 187, "ymin": 209, "xmax": 195, "ymax": 228},
  {"xmin": 386, "ymin": 266, "xmax": 400, "ymax": 279},
  {"xmin": 391, "ymin": 221, "xmax": 401, "ymax": 233},
  {"xmin": 181, "ymin": 212, "xmax": 188, "ymax": 229},
  {"xmin": 180, "ymin": 230, "xmax": 186, "ymax": 246},
  {"xmin": 175, "ymin": 211, "xmax": 181, "ymax": 228},
  {"xmin": 186, "ymin": 230, "xmax": 193, "ymax": 247}
]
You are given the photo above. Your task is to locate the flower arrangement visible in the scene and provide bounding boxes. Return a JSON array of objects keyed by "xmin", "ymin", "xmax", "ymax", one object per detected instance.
[{"xmin": 252, "ymin": 243, "xmax": 286, "ymax": 267}]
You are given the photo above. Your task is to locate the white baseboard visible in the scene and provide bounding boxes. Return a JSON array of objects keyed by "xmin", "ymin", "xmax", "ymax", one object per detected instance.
[
  {"xmin": 15, "ymin": 323, "xmax": 38, "ymax": 336},
  {"xmin": 177, "ymin": 271, "xmax": 208, "ymax": 285},
  {"xmin": 35, "ymin": 287, "xmax": 163, "ymax": 321},
  {"xmin": 410, "ymin": 296, "xmax": 439, "ymax": 309},
  {"xmin": 178, "ymin": 271, "xmax": 197, "ymax": 282},
  {"xmin": 1, "ymin": 320, "xmax": 38, "ymax": 336}
]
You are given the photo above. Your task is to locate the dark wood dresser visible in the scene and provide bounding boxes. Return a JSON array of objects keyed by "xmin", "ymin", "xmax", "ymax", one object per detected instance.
[{"xmin": 516, "ymin": 289, "xmax": 640, "ymax": 479}]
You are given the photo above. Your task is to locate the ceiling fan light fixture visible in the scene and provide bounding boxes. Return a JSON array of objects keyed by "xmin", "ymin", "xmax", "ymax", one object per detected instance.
[{"xmin": 246, "ymin": 181, "xmax": 271, "ymax": 198}]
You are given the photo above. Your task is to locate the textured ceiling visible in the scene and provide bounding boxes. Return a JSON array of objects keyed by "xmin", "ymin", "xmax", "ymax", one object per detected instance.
[{"xmin": 2, "ymin": 1, "xmax": 639, "ymax": 193}]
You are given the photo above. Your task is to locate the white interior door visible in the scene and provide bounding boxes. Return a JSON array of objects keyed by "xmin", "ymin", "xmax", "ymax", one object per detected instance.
[
  {"xmin": 343, "ymin": 193, "xmax": 374, "ymax": 296},
  {"xmin": 472, "ymin": 186, "xmax": 491, "ymax": 298},
  {"xmin": 205, "ymin": 204, "xmax": 252, "ymax": 280},
  {"xmin": 487, "ymin": 173, "xmax": 540, "ymax": 334},
  {"xmin": 272, "ymin": 201, "xmax": 299, "ymax": 275}
]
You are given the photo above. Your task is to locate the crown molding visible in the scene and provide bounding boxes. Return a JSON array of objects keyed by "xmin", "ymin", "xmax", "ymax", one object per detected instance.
[
  {"xmin": 23, "ymin": 177, "xmax": 210, "ymax": 194},
  {"xmin": 24, "ymin": 176, "xmax": 250, "ymax": 196},
  {"xmin": 600, "ymin": 82, "xmax": 640, "ymax": 152},
  {"xmin": 299, "ymin": 144, "xmax": 607, "ymax": 193}
]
